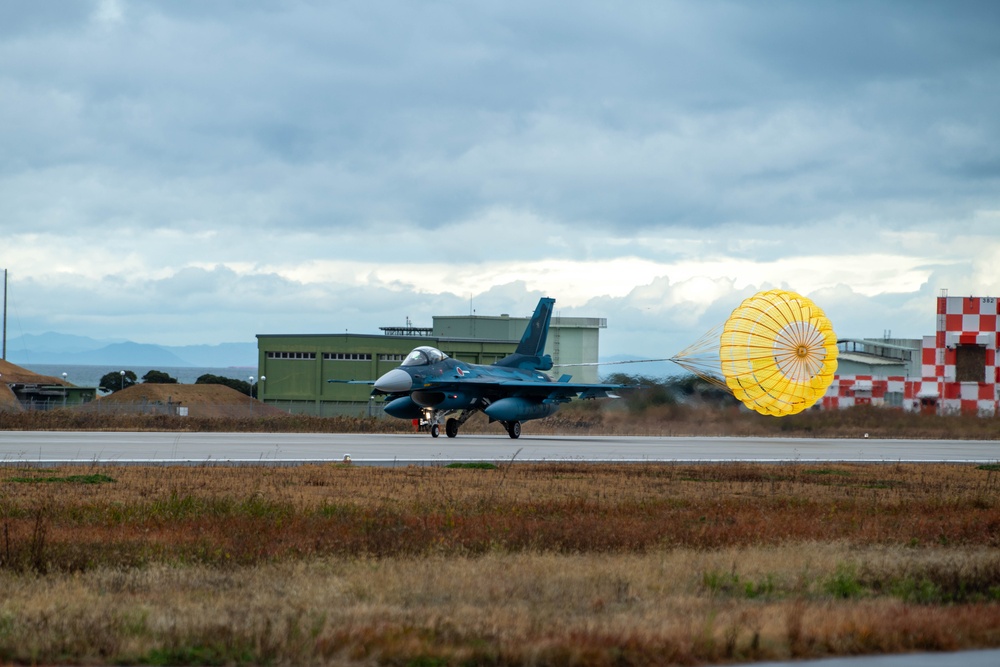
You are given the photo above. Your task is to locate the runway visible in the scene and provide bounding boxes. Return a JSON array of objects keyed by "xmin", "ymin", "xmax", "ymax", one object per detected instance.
[{"xmin": 0, "ymin": 430, "xmax": 997, "ymax": 465}]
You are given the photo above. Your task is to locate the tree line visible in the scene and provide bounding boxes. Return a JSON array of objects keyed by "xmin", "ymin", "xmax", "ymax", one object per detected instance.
[{"xmin": 98, "ymin": 370, "xmax": 256, "ymax": 397}]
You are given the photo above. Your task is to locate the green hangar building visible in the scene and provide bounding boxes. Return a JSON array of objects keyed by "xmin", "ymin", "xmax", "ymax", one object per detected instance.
[{"xmin": 256, "ymin": 309, "xmax": 607, "ymax": 416}]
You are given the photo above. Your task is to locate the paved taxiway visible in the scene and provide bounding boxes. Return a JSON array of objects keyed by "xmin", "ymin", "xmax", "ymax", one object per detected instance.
[
  {"xmin": 0, "ymin": 431, "xmax": 997, "ymax": 464},
  {"xmin": 755, "ymin": 649, "xmax": 1000, "ymax": 667}
]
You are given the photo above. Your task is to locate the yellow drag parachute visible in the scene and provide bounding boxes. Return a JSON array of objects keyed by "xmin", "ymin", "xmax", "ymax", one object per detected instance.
[
  {"xmin": 718, "ymin": 289, "xmax": 838, "ymax": 416},
  {"xmin": 563, "ymin": 288, "xmax": 838, "ymax": 417}
]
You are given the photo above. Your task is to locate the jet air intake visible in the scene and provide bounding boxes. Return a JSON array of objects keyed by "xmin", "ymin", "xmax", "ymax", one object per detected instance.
[
  {"xmin": 412, "ymin": 390, "xmax": 475, "ymax": 410},
  {"xmin": 383, "ymin": 396, "xmax": 423, "ymax": 419}
]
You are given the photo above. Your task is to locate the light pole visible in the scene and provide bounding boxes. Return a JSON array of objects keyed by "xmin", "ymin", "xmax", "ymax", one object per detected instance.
[
  {"xmin": 249, "ymin": 376, "xmax": 255, "ymax": 415},
  {"xmin": 62, "ymin": 372, "xmax": 68, "ymax": 407},
  {"xmin": 120, "ymin": 370, "xmax": 125, "ymax": 392}
]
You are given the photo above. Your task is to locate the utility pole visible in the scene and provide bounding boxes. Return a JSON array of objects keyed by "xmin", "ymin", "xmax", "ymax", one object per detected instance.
[{"xmin": 2, "ymin": 268, "xmax": 7, "ymax": 361}]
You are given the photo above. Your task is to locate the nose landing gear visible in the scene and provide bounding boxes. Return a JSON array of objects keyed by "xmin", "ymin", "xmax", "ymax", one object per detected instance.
[{"xmin": 423, "ymin": 409, "xmax": 475, "ymax": 438}]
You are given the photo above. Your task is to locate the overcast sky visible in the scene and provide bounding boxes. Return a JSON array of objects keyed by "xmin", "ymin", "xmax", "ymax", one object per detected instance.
[{"xmin": 2, "ymin": 0, "xmax": 998, "ymax": 363}]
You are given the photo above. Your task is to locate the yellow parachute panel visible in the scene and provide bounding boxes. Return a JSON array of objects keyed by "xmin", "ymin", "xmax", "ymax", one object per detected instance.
[{"xmin": 719, "ymin": 289, "xmax": 838, "ymax": 416}]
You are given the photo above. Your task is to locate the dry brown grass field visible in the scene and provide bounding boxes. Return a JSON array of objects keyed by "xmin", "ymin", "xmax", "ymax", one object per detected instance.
[
  {"xmin": 1, "ymin": 461, "xmax": 999, "ymax": 665},
  {"xmin": 4, "ymin": 400, "xmax": 1000, "ymax": 441}
]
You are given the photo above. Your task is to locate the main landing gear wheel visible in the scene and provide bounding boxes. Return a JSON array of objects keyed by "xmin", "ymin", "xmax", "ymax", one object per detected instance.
[
  {"xmin": 430, "ymin": 423, "xmax": 440, "ymax": 438},
  {"xmin": 506, "ymin": 421, "xmax": 521, "ymax": 439},
  {"xmin": 445, "ymin": 418, "xmax": 459, "ymax": 438}
]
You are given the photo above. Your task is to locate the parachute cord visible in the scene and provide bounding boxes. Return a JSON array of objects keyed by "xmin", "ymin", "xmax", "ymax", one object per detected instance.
[
  {"xmin": 669, "ymin": 357, "xmax": 729, "ymax": 391},
  {"xmin": 672, "ymin": 322, "xmax": 723, "ymax": 361},
  {"xmin": 669, "ymin": 322, "xmax": 725, "ymax": 390}
]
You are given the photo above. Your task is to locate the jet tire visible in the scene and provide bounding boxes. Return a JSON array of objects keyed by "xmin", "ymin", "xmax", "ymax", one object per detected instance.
[
  {"xmin": 506, "ymin": 421, "xmax": 521, "ymax": 439},
  {"xmin": 445, "ymin": 418, "xmax": 459, "ymax": 438},
  {"xmin": 430, "ymin": 423, "xmax": 440, "ymax": 438}
]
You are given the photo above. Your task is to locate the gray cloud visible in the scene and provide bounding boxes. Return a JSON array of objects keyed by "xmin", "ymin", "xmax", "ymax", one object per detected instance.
[
  {"xmin": 1, "ymin": 1, "xmax": 998, "ymax": 357},
  {"xmin": 7, "ymin": 3, "xmax": 997, "ymax": 229}
]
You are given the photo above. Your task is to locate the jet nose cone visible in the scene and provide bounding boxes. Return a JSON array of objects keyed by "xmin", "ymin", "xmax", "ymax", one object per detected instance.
[{"xmin": 374, "ymin": 368, "xmax": 412, "ymax": 393}]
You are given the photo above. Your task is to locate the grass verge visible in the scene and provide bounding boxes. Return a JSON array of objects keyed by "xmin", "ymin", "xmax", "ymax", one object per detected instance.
[{"xmin": 0, "ymin": 462, "xmax": 998, "ymax": 665}]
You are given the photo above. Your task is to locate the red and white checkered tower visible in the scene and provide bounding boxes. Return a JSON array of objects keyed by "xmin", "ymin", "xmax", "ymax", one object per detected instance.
[
  {"xmin": 920, "ymin": 293, "xmax": 1000, "ymax": 415},
  {"xmin": 822, "ymin": 291, "xmax": 999, "ymax": 415}
]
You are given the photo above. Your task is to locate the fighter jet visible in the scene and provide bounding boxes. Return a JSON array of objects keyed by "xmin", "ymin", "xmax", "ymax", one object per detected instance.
[{"xmin": 371, "ymin": 297, "xmax": 620, "ymax": 438}]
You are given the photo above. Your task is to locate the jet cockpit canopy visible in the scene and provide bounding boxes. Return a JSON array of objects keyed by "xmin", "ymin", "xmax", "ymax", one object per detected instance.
[{"xmin": 401, "ymin": 346, "xmax": 449, "ymax": 367}]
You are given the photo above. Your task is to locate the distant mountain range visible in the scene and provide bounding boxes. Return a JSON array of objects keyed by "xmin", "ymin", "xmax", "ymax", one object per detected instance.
[
  {"xmin": 3, "ymin": 332, "xmax": 257, "ymax": 367},
  {"xmin": 2, "ymin": 333, "xmax": 678, "ymax": 376}
]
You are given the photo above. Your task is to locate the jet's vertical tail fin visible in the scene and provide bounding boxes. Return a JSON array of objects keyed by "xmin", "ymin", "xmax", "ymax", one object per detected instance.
[
  {"xmin": 496, "ymin": 297, "xmax": 555, "ymax": 370},
  {"xmin": 515, "ymin": 297, "xmax": 554, "ymax": 357}
]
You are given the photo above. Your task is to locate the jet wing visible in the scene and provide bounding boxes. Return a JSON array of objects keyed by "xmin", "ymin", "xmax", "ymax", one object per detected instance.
[
  {"xmin": 415, "ymin": 376, "xmax": 621, "ymax": 402},
  {"xmin": 498, "ymin": 380, "xmax": 621, "ymax": 402}
]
